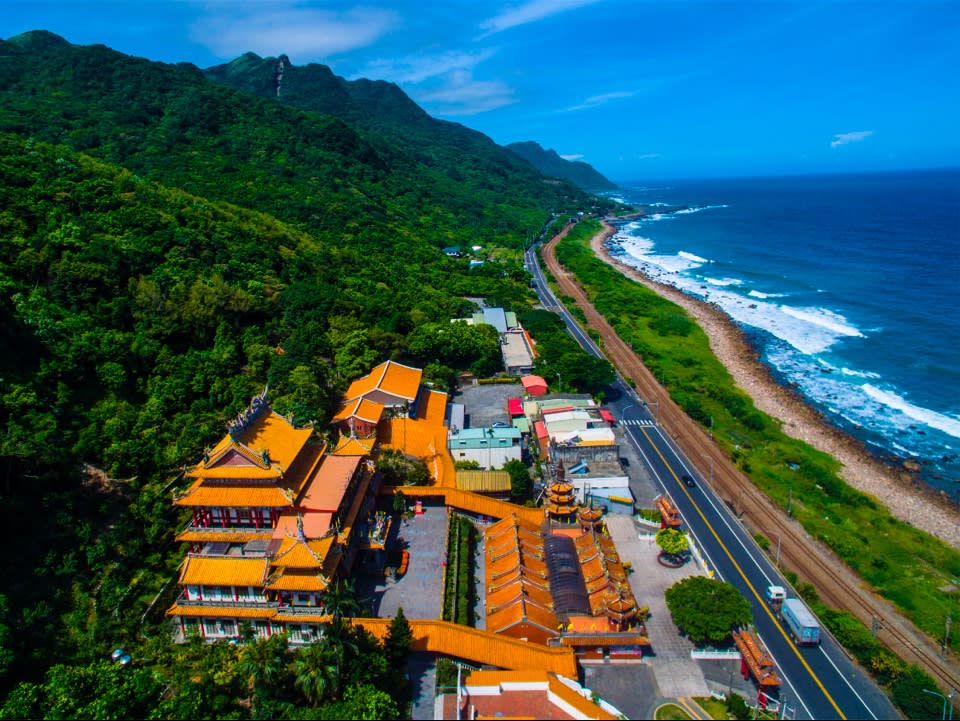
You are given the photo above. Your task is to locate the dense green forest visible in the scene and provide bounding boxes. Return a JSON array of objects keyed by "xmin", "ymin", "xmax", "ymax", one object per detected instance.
[{"xmin": 0, "ymin": 31, "xmax": 613, "ymax": 713}]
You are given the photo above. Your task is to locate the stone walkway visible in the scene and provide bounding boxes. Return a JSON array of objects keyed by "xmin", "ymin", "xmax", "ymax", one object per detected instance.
[
  {"xmin": 359, "ymin": 506, "xmax": 449, "ymax": 620},
  {"xmin": 605, "ymin": 514, "xmax": 711, "ymax": 698}
]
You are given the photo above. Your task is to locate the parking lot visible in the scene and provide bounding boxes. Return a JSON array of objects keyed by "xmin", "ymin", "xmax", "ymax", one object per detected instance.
[{"xmin": 452, "ymin": 382, "xmax": 523, "ymax": 429}]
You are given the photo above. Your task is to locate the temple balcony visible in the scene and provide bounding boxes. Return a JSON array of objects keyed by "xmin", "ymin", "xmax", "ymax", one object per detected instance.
[{"xmin": 175, "ymin": 592, "xmax": 276, "ymax": 610}]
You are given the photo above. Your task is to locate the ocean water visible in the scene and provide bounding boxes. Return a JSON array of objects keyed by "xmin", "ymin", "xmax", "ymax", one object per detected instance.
[{"xmin": 605, "ymin": 169, "xmax": 960, "ymax": 498}]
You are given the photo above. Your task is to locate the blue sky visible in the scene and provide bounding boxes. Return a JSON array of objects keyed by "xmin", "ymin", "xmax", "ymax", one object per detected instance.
[{"xmin": 5, "ymin": 0, "xmax": 959, "ymax": 179}]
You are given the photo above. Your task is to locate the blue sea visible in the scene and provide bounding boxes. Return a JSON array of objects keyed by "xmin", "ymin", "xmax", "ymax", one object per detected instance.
[{"xmin": 605, "ymin": 168, "xmax": 960, "ymax": 498}]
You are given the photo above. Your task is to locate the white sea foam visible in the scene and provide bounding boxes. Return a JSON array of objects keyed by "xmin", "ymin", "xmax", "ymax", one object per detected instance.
[
  {"xmin": 621, "ymin": 237, "xmax": 707, "ymax": 274},
  {"xmin": 747, "ymin": 290, "xmax": 789, "ymax": 299},
  {"xmin": 705, "ymin": 277, "xmax": 744, "ymax": 287},
  {"xmin": 673, "ymin": 204, "xmax": 730, "ymax": 215},
  {"xmin": 780, "ymin": 306, "xmax": 863, "ymax": 339},
  {"xmin": 840, "ymin": 367, "xmax": 881, "ymax": 379},
  {"xmin": 863, "ymin": 385, "xmax": 960, "ymax": 439}
]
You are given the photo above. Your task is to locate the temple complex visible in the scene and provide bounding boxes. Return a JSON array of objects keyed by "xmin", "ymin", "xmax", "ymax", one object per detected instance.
[{"xmin": 167, "ymin": 388, "xmax": 381, "ymax": 643}]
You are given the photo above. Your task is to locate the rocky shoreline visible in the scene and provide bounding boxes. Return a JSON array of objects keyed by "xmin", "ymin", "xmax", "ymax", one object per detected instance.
[{"xmin": 593, "ymin": 221, "xmax": 960, "ymax": 548}]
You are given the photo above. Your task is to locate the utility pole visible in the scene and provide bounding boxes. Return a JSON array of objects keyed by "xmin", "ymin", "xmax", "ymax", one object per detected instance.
[
  {"xmin": 944, "ymin": 614, "xmax": 953, "ymax": 658},
  {"xmin": 871, "ymin": 616, "xmax": 882, "ymax": 636},
  {"xmin": 786, "ymin": 488, "xmax": 793, "ymax": 517}
]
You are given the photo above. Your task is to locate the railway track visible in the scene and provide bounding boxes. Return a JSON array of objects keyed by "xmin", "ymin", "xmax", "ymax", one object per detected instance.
[{"xmin": 540, "ymin": 227, "xmax": 960, "ymax": 695}]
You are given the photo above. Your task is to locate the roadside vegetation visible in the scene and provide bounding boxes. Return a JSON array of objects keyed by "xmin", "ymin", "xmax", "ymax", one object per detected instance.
[
  {"xmin": 664, "ymin": 577, "xmax": 752, "ymax": 646},
  {"xmin": 554, "ymin": 218, "xmax": 960, "ymax": 653},
  {"xmin": 442, "ymin": 517, "xmax": 478, "ymax": 626}
]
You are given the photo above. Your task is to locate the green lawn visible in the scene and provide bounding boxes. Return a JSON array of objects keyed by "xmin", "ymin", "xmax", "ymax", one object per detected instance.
[{"xmin": 654, "ymin": 703, "xmax": 694, "ymax": 720}]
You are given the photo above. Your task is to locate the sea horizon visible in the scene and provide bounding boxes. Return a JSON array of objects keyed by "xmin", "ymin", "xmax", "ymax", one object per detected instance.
[{"xmin": 603, "ymin": 167, "xmax": 960, "ymax": 499}]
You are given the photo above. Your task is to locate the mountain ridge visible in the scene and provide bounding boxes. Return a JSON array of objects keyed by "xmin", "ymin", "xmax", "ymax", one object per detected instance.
[{"xmin": 507, "ymin": 140, "xmax": 617, "ymax": 192}]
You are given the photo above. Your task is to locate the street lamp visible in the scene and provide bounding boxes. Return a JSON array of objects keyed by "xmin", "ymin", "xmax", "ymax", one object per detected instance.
[
  {"xmin": 650, "ymin": 399, "xmax": 660, "ymax": 423},
  {"xmin": 923, "ymin": 688, "xmax": 957, "ymax": 720},
  {"xmin": 703, "ymin": 456, "xmax": 714, "ymax": 482},
  {"xmin": 555, "ymin": 373, "xmax": 562, "ymax": 393}
]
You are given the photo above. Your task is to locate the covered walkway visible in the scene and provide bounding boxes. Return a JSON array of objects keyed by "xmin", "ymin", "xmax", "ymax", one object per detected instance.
[{"xmin": 353, "ymin": 618, "xmax": 577, "ymax": 678}]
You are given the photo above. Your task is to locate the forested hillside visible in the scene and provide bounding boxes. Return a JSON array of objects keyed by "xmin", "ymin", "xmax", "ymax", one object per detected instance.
[
  {"xmin": 507, "ymin": 141, "xmax": 617, "ymax": 192},
  {"xmin": 0, "ymin": 31, "xmax": 612, "ymax": 710}
]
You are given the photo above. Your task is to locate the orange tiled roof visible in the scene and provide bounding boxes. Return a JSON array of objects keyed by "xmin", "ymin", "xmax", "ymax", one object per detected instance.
[
  {"xmin": 175, "ymin": 529, "xmax": 273, "ymax": 544},
  {"xmin": 266, "ymin": 569, "xmax": 330, "ymax": 592},
  {"xmin": 345, "ymin": 360, "xmax": 422, "ymax": 403},
  {"xmin": 331, "ymin": 435, "xmax": 376, "ymax": 456},
  {"xmin": 186, "ymin": 465, "xmax": 280, "ymax": 480},
  {"xmin": 332, "ymin": 397, "xmax": 385, "ymax": 424},
  {"xmin": 352, "ymin": 619, "xmax": 577, "ymax": 677},
  {"xmin": 298, "ymin": 455, "xmax": 361, "ymax": 512},
  {"xmin": 270, "ymin": 536, "xmax": 335, "ymax": 569},
  {"xmin": 174, "ymin": 482, "xmax": 295, "ymax": 508},
  {"xmin": 179, "ymin": 556, "xmax": 269, "ymax": 586},
  {"xmin": 546, "ymin": 674, "xmax": 617, "ymax": 720},
  {"xmin": 466, "ymin": 669, "xmax": 552, "ymax": 687},
  {"xmin": 379, "ymin": 416, "xmax": 455, "ymax": 487},
  {"xmin": 167, "ymin": 604, "xmax": 276, "ymax": 619},
  {"xmin": 192, "ymin": 411, "xmax": 313, "ymax": 479},
  {"xmin": 487, "ymin": 598, "xmax": 558, "ymax": 636},
  {"xmin": 273, "ymin": 612, "xmax": 332, "ymax": 623},
  {"xmin": 417, "ymin": 389, "xmax": 448, "ymax": 424},
  {"xmin": 272, "ymin": 512, "xmax": 332, "ymax": 540},
  {"xmin": 487, "ymin": 582, "xmax": 554, "ymax": 613}
]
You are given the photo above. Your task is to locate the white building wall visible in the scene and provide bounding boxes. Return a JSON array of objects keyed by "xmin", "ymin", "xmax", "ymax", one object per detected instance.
[{"xmin": 450, "ymin": 445, "xmax": 522, "ymax": 470}]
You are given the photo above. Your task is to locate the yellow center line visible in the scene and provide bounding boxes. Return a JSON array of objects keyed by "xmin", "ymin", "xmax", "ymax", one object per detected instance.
[{"xmin": 640, "ymin": 427, "xmax": 846, "ymax": 720}]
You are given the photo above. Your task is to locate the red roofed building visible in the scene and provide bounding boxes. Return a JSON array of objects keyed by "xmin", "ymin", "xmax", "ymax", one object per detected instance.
[
  {"xmin": 448, "ymin": 670, "xmax": 619, "ymax": 720},
  {"xmin": 522, "ymin": 374, "xmax": 549, "ymax": 397}
]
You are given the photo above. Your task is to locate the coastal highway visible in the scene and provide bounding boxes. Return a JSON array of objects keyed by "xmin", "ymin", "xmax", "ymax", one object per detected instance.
[{"xmin": 524, "ymin": 231, "xmax": 899, "ymax": 720}]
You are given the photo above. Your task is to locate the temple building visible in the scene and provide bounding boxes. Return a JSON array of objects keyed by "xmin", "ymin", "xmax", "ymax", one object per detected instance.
[
  {"xmin": 167, "ymin": 389, "xmax": 383, "ymax": 643},
  {"xmin": 484, "ymin": 511, "xmax": 648, "ymax": 658}
]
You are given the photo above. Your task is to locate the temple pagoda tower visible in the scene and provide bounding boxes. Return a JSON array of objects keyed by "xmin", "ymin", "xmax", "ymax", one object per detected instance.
[
  {"xmin": 544, "ymin": 461, "xmax": 578, "ymax": 520},
  {"xmin": 577, "ymin": 503, "xmax": 604, "ymax": 534},
  {"xmin": 603, "ymin": 585, "xmax": 639, "ymax": 632}
]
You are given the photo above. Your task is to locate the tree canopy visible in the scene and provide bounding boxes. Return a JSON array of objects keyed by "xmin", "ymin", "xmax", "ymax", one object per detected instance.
[
  {"xmin": 656, "ymin": 528, "xmax": 690, "ymax": 558},
  {"xmin": 664, "ymin": 576, "xmax": 752, "ymax": 645}
]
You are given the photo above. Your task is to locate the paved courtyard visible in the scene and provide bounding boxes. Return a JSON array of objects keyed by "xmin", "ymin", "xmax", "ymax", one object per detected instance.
[
  {"xmin": 357, "ymin": 505, "xmax": 449, "ymax": 620},
  {"xmin": 604, "ymin": 514, "xmax": 711, "ymax": 699}
]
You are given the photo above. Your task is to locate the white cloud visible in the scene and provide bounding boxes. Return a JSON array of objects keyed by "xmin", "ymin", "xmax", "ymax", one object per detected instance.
[
  {"xmin": 361, "ymin": 49, "xmax": 497, "ymax": 85},
  {"xmin": 560, "ymin": 153, "xmax": 584, "ymax": 161},
  {"xmin": 560, "ymin": 90, "xmax": 635, "ymax": 113},
  {"xmin": 480, "ymin": 0, "xmax": 602, "ymax": 34},
  {"xmin": 418, "ymin": 70, "xmax": 515, "ymax": 116},
  {"xmin": 190, "ymin": 5, "xmax": 399, "ymax": 60},
  {"xmin": 830, "ymin": 130, "xmax": 873, "ymax": 148}
]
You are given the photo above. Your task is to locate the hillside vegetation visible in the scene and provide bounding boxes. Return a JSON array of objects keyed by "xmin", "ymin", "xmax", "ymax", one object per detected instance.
[
  {"xmin": 0, "ymin": 31, "xmax": 613, "ymax": 706},
  {"xmin": 507, "ymin": 140, "xmax": 617, "ymax": 192}
]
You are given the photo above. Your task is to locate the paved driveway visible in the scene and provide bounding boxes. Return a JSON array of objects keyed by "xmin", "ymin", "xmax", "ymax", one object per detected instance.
[
  {"xmin": 358, "ymin": 506, "xmax": 449, "ymax": 620},
  {"xmin": 605, "ymin": 514, "xmax": 711, "ymax": 698}
]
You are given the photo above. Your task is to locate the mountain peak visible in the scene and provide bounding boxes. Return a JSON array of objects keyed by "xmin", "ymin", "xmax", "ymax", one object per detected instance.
[
  {"xmin": 507, "ymin": 140, "xmax": 616, "ymax": 192},
  {"xmin": 6, "ymin": 30, "xmax": 70, "ymax": 50}
]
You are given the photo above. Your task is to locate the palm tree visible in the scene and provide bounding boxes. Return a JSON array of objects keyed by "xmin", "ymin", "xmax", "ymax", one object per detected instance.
[
  {"xmin": 322, "ymin": 578, "xmax": 363, "ymax": 625},
  {"xmin": 290, "ymin": 643, "xmax": 338, "ymax": 706},
  {"xmin": 236, "ymin": 634, "xmax": 289, "ymax": 703}
]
